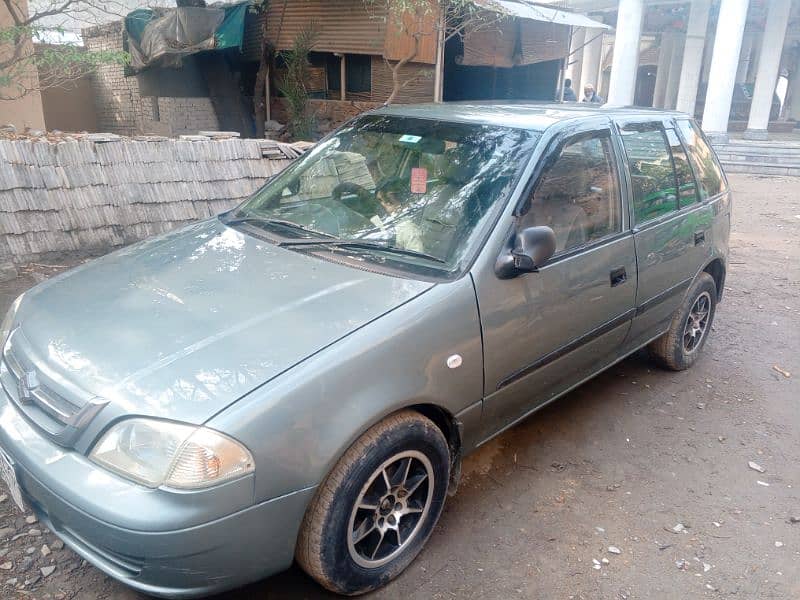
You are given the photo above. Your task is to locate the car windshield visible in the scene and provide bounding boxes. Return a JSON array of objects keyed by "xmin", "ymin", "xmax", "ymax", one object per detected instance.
[{"xmin": 227, "ymin": 115, "xmax": 538, "ymax": 277}]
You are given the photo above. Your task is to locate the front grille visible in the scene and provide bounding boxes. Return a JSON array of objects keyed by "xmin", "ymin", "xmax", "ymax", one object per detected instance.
[
  {"xmin": 1, "ymin": 333, "xmax": 107, "ymax": 446},
  {"xmin": 3, "ymin": 345, "xmax": 84, "ymax": 426}
]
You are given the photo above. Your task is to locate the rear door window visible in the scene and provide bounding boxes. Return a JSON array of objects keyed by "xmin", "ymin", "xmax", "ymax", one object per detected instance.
[
  {"xmin": 619, "ymin": 124, "xmax": 678, "ymax": 224},
  {"xmin": 665, "ymin": 128, "xmax": 700, "ymax": 207},
  {"xmin": 675, "ymin": 119, "xmax": 726, "ymax": 199}
]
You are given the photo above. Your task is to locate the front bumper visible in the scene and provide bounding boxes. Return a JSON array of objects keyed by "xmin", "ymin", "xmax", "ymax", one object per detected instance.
[{"xmin": 0, "ymin": 395, "xmax": 316, "ymax": 598}]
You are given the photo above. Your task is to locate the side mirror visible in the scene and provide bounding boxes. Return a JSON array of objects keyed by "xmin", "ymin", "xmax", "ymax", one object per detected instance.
[{"xmin": 495, "ymin": 226, "xmax": 556, "ymax": 279}]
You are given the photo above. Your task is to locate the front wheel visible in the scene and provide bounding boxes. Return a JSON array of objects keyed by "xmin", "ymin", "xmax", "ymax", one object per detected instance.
[
  {"xmin": 649, "ymin": 272, "xmax": 717, "ymax": 371},
  {"xmin": 296, "ymin": 410, "xmax": 450, "ymax": 595}
]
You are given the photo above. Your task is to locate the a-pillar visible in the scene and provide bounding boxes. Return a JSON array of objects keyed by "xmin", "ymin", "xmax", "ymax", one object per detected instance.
[
  {"xmin": 652, "ymin": 32, "xmax": 675, "ymax": 108},
  {"xmin": 607, "ymin": 0, "xmax": 644, "ymax": 105},
  {"xmin": 580, "ymin": 29, "xmax": 604, "ymax": 94},
  {"xmin": 701, "ymin": 0, "xmax": 750, "ymax": 142},
  {"xmin": 744, "ymin": 0, "xmax": 792, "ymax": 139},
  {"xmin": 567, "ymin": 27, "xmax": 586, "ymax": 93},
  {"xmin": 676, "ymin": 0, "xmax": 712, "ymax": 115},
  {"xmin": 664, "ymin": 34, "xmax": 685, "ymax": 109}
]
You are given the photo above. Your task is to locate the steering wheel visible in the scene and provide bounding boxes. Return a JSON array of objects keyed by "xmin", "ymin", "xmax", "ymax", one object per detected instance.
[{"xmin": 332, "ymin": 182, "xmax": 386, "ymax": 222}]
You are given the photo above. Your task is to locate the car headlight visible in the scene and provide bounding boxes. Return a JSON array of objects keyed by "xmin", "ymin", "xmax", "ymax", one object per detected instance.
[
  {"xmin": 90, "ymin": 418, "xmax": 254, "ymax": 489},
  {"xmin": 1, "ymin": 293, "xmax": 24, "ymax": 350}
]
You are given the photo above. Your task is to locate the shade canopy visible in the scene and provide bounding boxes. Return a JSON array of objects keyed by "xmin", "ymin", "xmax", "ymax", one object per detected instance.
[{"xmin": 475, "ymin": 0, "xmax": 612, "ymax": 30}]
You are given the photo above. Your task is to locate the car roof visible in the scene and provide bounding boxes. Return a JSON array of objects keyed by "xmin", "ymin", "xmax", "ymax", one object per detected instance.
[{"xmin": 371, "ymin": 101, "xmax": 688, "ymax": 132}]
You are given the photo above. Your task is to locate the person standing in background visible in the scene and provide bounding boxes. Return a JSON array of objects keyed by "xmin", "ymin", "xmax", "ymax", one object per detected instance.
[
  {"xmin": 562, "ymin": 78, "xmax": 578, "ymax": 101},
  {"xmin": 582, "ymin": 84, "xmax": 604, "ymax": 104}
]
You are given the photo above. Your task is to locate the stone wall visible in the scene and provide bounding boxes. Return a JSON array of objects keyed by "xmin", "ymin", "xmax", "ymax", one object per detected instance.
[{"xmin": 0, "ymin": 136, "xmax": 301, "ymax": 271}]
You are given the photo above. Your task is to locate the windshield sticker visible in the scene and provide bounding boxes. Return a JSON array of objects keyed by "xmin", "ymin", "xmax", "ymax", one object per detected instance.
[
  {"xmin": 399, "ymin": 134, "xmax": 422, "ymax": 144},
  {"xmin": 410, "ymin": 168, "xmax": 428, "ymax": 194}
]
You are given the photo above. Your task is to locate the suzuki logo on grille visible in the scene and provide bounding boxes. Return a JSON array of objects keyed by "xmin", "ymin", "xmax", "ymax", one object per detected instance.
[{"xmin": 17, "ymin": 370, "xmax": 39, "ymax": 404}]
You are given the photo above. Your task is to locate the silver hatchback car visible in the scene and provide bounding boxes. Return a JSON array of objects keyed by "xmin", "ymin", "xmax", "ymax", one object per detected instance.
[{"xmin": 0, "ymin": 103, "xmax": 729, "ymax": 597}]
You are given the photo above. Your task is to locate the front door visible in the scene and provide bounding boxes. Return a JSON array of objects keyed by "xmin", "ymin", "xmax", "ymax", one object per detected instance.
[{"xmin": 475, "ymin": 121, "xmax": 637, "ymax": 440}]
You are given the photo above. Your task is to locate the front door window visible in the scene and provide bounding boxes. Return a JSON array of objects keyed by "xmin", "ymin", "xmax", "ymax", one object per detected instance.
[{"xmin": 520, "ymin": 132, "xmax": 622, "ymax": 254}]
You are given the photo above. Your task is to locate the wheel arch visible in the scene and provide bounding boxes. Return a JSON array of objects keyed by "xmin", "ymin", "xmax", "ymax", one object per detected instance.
[
  {"xmin": 702, "ymin": 257, "xmax": 726, "ymax": 302},
  {"xmin": 406, "ymin": 403, "xmax": 463, "ymax": 495}
]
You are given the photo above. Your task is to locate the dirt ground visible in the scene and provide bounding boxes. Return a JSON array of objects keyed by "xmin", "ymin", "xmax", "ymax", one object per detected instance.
[{"xmin": 0, "ymin": 173, "xmax": 798, "ymax": 600}]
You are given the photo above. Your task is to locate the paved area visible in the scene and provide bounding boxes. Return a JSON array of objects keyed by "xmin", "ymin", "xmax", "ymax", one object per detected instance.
[{"xmin": 0, "ymin": 174, "xmax": 798, "ymax": 599}]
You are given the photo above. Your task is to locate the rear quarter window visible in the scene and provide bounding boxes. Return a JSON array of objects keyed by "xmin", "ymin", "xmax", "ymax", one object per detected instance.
[{"xmin": 676, "ymin": 120, "xmax": 726, "ymax": 199}]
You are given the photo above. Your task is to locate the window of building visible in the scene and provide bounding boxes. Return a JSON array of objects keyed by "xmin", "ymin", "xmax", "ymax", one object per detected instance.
[
  {"xmin": 520, "ymin": 131, "xmax": 621, "ymax": 254},
  {"xmin": 665, "ymin": 128, "xmax": 699, "ymax": 208},
  {"xmin": 675, "ymin": 119, "xmax": 726, "ymax": 199},
  {"xmin": 620, "ymin": 125, "xmax": 678, "ymax": 224},
  {"xmin": 325, "ymin": 53, "xmax": 371, "ymax": 97}
]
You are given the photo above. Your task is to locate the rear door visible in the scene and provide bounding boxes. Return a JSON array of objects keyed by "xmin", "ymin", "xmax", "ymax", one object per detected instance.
[
  {"xmin": 476, "ymin": 119, "xmax": 637, "ymax": 439},
  {"xmin": 617, "ymin": 118, "xmax": 715, "ymax": 351}
]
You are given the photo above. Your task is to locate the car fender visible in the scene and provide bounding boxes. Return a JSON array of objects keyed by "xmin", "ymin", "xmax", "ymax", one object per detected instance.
[{"xmin": 206, "ymin": 275, "xmax": 484, "ymax": 504}]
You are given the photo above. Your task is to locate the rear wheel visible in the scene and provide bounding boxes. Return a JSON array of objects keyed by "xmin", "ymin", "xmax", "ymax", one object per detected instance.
[
  {"xmin": 649, "ymin": 272, "xmax": 717, "ymax": 371},
  {"xmin": 296, "ymin": 410, "xmax": 450, "ymax": 595}
]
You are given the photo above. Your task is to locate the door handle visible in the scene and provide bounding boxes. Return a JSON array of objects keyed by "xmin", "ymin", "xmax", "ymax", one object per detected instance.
[
  {"xmin": 694, "ymin": 230, "xmax": 706, "ymax": 245},
  {"xmin": 610, "ymin": 266, "xmax": 627, "ymax": 287}
]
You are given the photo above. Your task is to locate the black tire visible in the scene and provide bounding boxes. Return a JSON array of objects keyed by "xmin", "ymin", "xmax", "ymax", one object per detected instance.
[
  {"xmin": 649, "ymin": 272, "xmax": 717, "ymax": 371},
  {"xmin": 296, "ymin": 410, "xmax": 450, "ymax": 596}
]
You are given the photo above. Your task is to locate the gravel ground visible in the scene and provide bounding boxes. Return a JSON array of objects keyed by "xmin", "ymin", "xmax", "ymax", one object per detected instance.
[{"xmin": 0, "ymin": 173, "xmax": 798, "ymax": 600}]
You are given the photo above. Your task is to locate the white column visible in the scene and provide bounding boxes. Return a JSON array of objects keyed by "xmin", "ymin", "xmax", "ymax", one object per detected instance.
[
  {"xmin": 745, "ymin": 0, "xmax": 791, "ymax": 139},
  {"xmin": 664, "ymin": 34, "xmax": 685, "ymax": 110},
  {"xmin": 746, "ymin": 32, "xmax": 762, "ymax": 84},
  {"xmin": 580, "ymin": 29, "xmax": 603, "ymax": 94},
  {"xmin": 701, "ymin": 0, "xmax": 750, "ymax": 141},
  {"xmin": 736, "ymin": 32, "xmax": 754, "ymax": 84},
  {"xmin": 652, "ymin": 33, "xmax": 675, "ymax": 108},
  {"xmin": 788, "ymin": 69, "xmax": 800, "ymax": 121},
  {"xmin": 607, "ymin": 0, "xmax": 644, "ymax": 105},
  {"xmin": 567, "ymin": 27, "xmax": 586, "ymax": 92},
  {"xmin": 676, "ymin": 0, "xmax": 712, "ymax": 115}
]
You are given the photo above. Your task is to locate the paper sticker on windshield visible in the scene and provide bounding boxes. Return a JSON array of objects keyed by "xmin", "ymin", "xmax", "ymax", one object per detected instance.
[
  {"xmin": 399, "ymin": 134, "xmax": 422, "ymax": 144},
  {"xmin": 410, "ymin": 168, "xmax": 428, "ymax": 194}
]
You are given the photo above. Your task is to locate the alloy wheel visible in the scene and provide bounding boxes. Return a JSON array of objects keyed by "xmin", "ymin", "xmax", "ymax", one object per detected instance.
[
  {"xmin": 683, "ymin": 291, "xmax": 712, "ymax": 352},
  {"xmin": 347, "ymin": 450, "xmax": 434, "ymax": 568}
]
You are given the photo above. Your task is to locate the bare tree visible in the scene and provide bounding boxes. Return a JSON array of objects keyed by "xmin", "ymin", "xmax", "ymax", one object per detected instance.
[{"xmin": 0, "ymin": 1, "xmax": 142, "ymax": 100}]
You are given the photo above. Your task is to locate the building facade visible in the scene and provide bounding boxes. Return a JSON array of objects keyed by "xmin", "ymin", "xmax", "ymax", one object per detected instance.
[{"xmin": 560, "ymin": 0, "xmax": 800, "ymax": 141}]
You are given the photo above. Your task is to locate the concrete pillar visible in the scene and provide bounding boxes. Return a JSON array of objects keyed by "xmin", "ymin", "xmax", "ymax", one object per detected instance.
[
  {"xmin": 607, "ymin": 0, "xmax": 644, "ymax": 105},
  {"xmin": 788, "ymin": 68, "xmax": 800, "ymax": 121},
  {"xmin": 580, "ymin": 29, "xmax": 604, "ymax": 94},
  {"xmin": 653, "ymin": 33, "xmax": 675, "ymax": 108},
  {"xmin": 736, "ymin": 32, "xmax": 754, "ymax": 84},
  {"xmin": 701, "ymin": 0, "xmax": 750, "ymax": 141},
  {"xmin": 676, "ymin": 0, "xmax": 712, "ymax": 115},
  {"xmin": 745, "ymin": 0, "xmax": 791, "ymax": 139},
  {"xmin": 746, "ymin": 32, "xmax": 762, "ymax": 84},
  {"xmin": 701, "ymin": 32, "xmax": 713, "ymax": 85},
  {"xmin": 567, "ymin": 27, "xmax": 586, "ymax": 90},
  {"xmin": 664, "ymin": 34, "xmax": 685, "ymax": 110}
]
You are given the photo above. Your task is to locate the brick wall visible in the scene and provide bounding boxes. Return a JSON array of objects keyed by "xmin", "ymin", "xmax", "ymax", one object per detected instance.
[
  {"xmin": 0, "ymin": 136, "xmax": 301, "ymax": 267},
  {"xmin": 83, "ymin": 24, "xmax": 220, "ymax": 137}
]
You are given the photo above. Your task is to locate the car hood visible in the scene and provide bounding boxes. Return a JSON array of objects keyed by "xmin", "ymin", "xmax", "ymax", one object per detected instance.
[{"xmin": 13, "ymin": 219, "xmax": 433, "ymax": 424}]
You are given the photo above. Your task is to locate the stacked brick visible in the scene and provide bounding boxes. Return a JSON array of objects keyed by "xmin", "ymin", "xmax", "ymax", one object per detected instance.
[
  {"xmin": 83, "ymin": 23, "xmax": 220, "ymax": 136},
  {"xmin": 0, "ymin": 137, "xmax": 298, "ymax": 266}
]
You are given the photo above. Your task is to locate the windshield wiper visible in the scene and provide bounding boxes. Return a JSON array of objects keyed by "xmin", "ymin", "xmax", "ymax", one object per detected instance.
[
  {"xmin": 223, "ymin": 216, "xmax": 335, "ymax": 239},
  {"xmin": 279, "ymin": 239, "xmax": 447, "ymax": 264}
]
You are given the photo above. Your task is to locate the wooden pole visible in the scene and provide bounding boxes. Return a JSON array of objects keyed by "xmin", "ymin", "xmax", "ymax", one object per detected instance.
[
  {"xmin": 265, "ymin": 65, "xmax": 271, "ymax": 122},
  {"xmin": 433, "ymin": 5, "xmax": 445, "ymax": 102},
  {"xmin": 340, "ymin": 54, "xmax": 346, "ymax": 101}
]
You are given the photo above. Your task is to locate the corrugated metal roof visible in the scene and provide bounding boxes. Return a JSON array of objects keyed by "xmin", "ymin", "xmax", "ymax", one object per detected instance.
[{"xmin": 265, "ymin": 0, "xmax": 389, "ymax": 54}]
